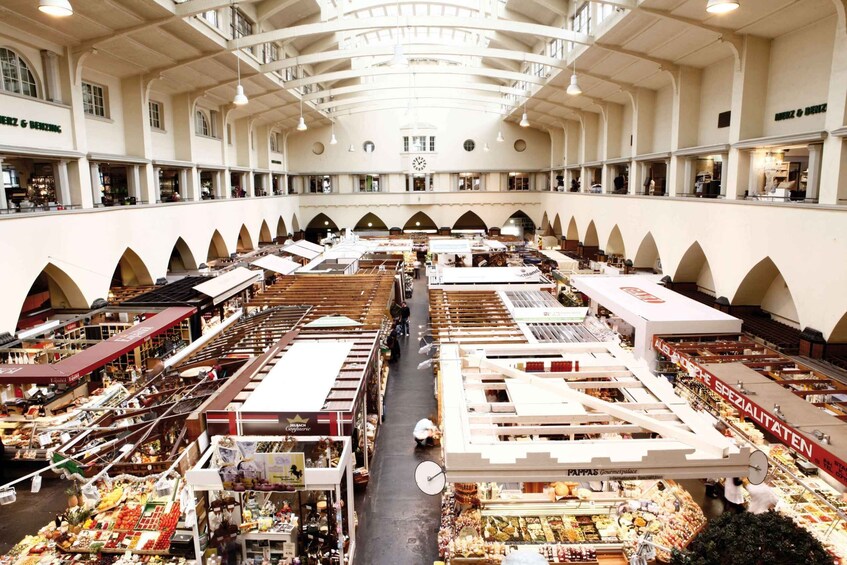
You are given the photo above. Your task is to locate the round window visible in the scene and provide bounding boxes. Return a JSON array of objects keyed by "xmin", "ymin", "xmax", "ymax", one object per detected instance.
[
  {"xmin": 514, "ymin": 139, "xmax": 527, "ymax": 152},
  {"xmin": 363, "ymin": 141, "xmax": 375, "ymax": 153},
  {"xmin": 463, "ymin": 139, "xmax": 475, "ymax": 152},
  {"xmin": 312, "ymin": 142, "xmax": 325, "ymax": 155}
]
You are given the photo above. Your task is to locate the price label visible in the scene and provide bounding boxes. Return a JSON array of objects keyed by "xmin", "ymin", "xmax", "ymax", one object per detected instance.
[{"xmin": 38, "ymin": 433, "xmax": 52, "ymax": 447}]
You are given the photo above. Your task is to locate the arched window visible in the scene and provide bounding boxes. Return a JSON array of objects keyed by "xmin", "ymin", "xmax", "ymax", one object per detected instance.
[
  {"xmin": 195, "ymin": 110, "xmax": 210, "ymax": 136},
  {"xmin": 0, "ymin": 48, "xmax": 37, "ymax": 98}
]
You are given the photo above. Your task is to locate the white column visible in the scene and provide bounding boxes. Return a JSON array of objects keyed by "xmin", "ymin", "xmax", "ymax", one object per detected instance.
[
  {"xmin": 55, "ymin": 160, "xmax": 71, "ymax": 206},
  {"xmin": 153, "ymin": 166, "xmax": 162, "ymax": 202},
  {"xmin": 89, "ymin": 162, "xmax": 101, "ymax": 206},
  {"xmin": 806, "ymin": 143, "xmax": 823, "ymax": 202},
  {"xmin": 245, "ymin": 172, "xmax": 255, "ymax": 197},
  {"xmin": 178, "ymin": 169, "xmax": 188, "ymax": 200},
  {"xmin": 0, "ymin": 158, "xmax": 7, "ymax": 210},
  {"xmin": 628, "ymin": 160, "xmax": 639, "ymax": 194},
  {"xmin": 224, "ymin": 169, "xmax": 232, "ymax": 198},
  {"xmin": 213, "ymin": 170, "xmax": 223, "ymax": 199},
  {"xmin": 127, "ymin": 165, "xmax": 141, "ymax": 202},
  {"xmin": 719, "ymin": 153, "xmax": 729, "ymax": 196}
]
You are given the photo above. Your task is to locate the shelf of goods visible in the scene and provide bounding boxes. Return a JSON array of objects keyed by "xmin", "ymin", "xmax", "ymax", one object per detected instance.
[
  {"xmin": 1, "ymin": 384, "xmax": 130, "ymax": 461},
  {"xmin": 674, "ymin": 375, "xmax": 847, "ymax": 563},
  {"xmin": 0, "ymin": 478, "xmax": 188, "ymax": 565},
  {"xmin": 438, "ymin": 480, "xmax": 705, "ymax": 564}
]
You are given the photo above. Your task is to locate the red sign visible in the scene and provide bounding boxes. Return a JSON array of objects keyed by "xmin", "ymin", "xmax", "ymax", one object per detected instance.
[
  {"xmin": 620, "ymin": 287, "xmax": 665, "ymax": 304},
  {"xmin": 654, "ymin": 336, "xmax": 847, "ymax": 487}
]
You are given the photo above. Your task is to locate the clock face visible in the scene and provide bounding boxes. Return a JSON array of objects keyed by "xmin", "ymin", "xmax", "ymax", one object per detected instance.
[
  {"xmin": 414, "ymin": 460, "xmax": 446, "ymax": 496},
  {"xmin": 412, "ymin": 156, "xmax": 427, "ymax": 171}
]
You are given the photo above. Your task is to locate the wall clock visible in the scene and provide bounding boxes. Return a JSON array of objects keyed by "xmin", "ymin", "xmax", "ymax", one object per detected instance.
[{"xmin": 412, "ymin": 156, "xmax": 427, "ymax": 171}]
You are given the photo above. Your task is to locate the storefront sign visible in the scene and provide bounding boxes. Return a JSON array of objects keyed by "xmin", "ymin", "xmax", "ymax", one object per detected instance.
[
  {"xmin": 271, "ymin": 159, "xmax": 282, "ymax": 165},
  {"xmin": 620, "ymin": 287, "xmax": 665, "ymax": 304},
  {"xmin": 0, "ymin": 114, "xmax": 62, "ymax": 133},
  {"xmin": 216, "ymin": 439, "xmax": 306, "ymax": 490},
  {"xmin": 774, "ymin": 103, "xmax": 827, "ymax": 122},
  {"xmin": 566, "ymin": 468, "xmax": 661, "ymax": 480},
  {"xmin": 653, "ymin": 336, "xmax": 847, "ymax": 487}
]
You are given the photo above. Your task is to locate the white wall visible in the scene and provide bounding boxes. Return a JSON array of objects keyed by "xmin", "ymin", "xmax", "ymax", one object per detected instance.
[
  {"xmin": 762, "ymin": 16, "xmax": 835, "ymax": 137},
  {"xmin": 652, "ymin": 84, "xmax": 673, "ymax": 153},
  {"xmin": 287, "ymin": 109, "xmax": 551, "ymax": 175},
  {"xmin": 761, "ymin": 272, "xmax": 799, "ymax": 325},
  {"xmin": 82, "ymin": 68, "xmax": 126, "ymax": 156},
  {"xmin": 620, "ymin": 102, "xmax": 633, "ymax": 159},
  {"xmin": 149, "ymin": 91, "xmax": 176, "ymax": 161},
  {"xmin": 0, "ymin": 93, "xmax": 74, "ymax": 151},
  {"xmin": 698, "ymin": 57, "xmax": 734, "ymax": 147}
]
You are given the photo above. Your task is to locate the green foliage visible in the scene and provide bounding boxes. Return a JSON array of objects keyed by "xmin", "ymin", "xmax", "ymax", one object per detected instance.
[{"xmin": 669, "ymin": 511, "xmax": 833, "ymax": 565}]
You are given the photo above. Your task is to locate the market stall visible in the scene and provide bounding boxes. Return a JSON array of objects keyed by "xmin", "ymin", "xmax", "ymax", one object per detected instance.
[
  {"xmin": 185, "ymin": 435, "xmax": 355, "ymax": 565},
  {"xmin": 570, "ymin": 275, "xmax": 741, "ymax": 364},
  {"xmin": 430, "ymin": 267, "xmax": 554, "ymax": 291},
  {"xmin": 434, "ymin": 341, "xmax": 753, "ymax": 563}
]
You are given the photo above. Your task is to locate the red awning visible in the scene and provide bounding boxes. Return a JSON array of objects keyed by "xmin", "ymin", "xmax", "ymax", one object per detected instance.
[{"xmin": 0, "ymin": 307, "xmax": 196, "ymax": 385}]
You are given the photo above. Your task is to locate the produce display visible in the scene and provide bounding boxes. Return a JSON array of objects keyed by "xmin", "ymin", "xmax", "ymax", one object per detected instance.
[{"xmin": 439, "ymin": 480, "xmax": 704, "ymax": 564}]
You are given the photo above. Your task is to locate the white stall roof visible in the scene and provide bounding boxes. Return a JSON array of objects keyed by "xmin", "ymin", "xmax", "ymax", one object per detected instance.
[
  {"xmin": 361, "ymin": 238, "xmax": 413, "ymax": 252},
  {"xmin": 483, "ymin": 239, "xmax": 508, "ymax": 251},
  {"xmin": 252, "ymin": 255, "xmax": 300, "ymax": 275},
  {"xmin": 430, "ymin": 239, "xmax": 472, "ymax": 254},
  {"xmin": 192, "ymin": 267, "xmax": 261, "ymax": 305},
  {"xmin": 283, "ymin": 241, "xmax": 323, "ymax": 259},
  {"xmin": 539, "ymin": 249, "xmax": 579, "ymax": 273},
  {"xmin": 241, "ymin": 340, "xmax": 354, "ymax": 412},
  {"xmin": 439, "ymin": 267, "xmax": 551, "ymax": 285},
  {"xmin": 570, "ymin": 275, "xmax": 737, "ymax": 324}
]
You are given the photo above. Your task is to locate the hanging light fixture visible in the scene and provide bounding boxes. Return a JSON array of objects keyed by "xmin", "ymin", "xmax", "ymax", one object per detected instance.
[
  {"xmin": 329, "ymin": 121, "xmax": 338, "ymax": 145},
  {"xmin": 348, "ymin": 144, "xmax": 355, "ymax": 152},
  {"xmin": 391, "ymin": 43, "xmax": 408, "ymax": 68},
  {"xmin": 296, "ymin": 92, "xmax": 307, "ymax": 131},
  {"xmin": 496, "ymin": 129, "xmax": 505, "ymax": 142},
  {"xmin": 566, "ymin": 61, "xmax": 582, "ymax": 96},
  {"xmin": 232, "ymin": 2, "xmax": 248, "ymax": 106},
  {"xmin": 519, "ymin": 102, "xmax": 530, "ymax": 128},
  {"xmin": 38, "ymin": 0, "xmax": 73, "ymax": 17},
  {"xmin": 483, "ymin": 142, "xmax": 490, "ymax": 152},
  {"xmin": 706, "ymin": 0, "xmax": 739, "ymax": 14}
]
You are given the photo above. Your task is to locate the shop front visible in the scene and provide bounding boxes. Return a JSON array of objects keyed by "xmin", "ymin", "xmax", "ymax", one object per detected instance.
[
  {"xmin": 634, "ymin": 154, "xmax": 669, "ymax": 196},
  {"xmin": 88, "ymin": 155, "xmax": 150, "ymax": 206},
  {"xmin": 734, "ymin": 132, "xmax": 825, "ymax": 203},
  {"xmin": 582, "ymin": 163, "xmax": 602, "ymax": 193},
  {"xmin": 198, "ymin": 166, "xmax": 226, "ymax": 200},
  {"xmin": 435, "ymin": 342, "xmax": 752, "ymax": 564},
  {"xmin": 672, "ymin": 145, "xmax": 728, "ymax": 198},
  {"xmin": 155, "ymin": 162, "xmax": 192, "ymax": 203},
  {"xmin": 604, "ymin": 160, "xmax": 629, "ymax": 195},
  {"xmin": 186, "ymin": 435, "xmax": 356, "ymax": 565},
  {"xmin": 1, "ymin": 151, "xmax": 78, "ymax": 212}
]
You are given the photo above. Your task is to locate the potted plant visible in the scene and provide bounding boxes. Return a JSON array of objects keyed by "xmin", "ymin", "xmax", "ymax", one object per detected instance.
[{"xmin": 65, "ymin": 483, "xmax": 81, "ymax": 509}]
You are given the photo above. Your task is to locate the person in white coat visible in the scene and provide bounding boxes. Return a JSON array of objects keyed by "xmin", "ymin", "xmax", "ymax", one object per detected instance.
[{"xmin": 746, "ymin": 480, "xmax": 779, "ymax": 514}]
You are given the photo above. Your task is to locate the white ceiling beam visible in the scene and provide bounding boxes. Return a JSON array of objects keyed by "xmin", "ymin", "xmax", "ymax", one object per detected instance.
[
  {"xmin": 227, "ymin": 16, "xmax": 593, "ymax": 50},
  {"xmin": 305, "ymin": 82, "xmax": 530, "ymax": 102},
  {"xmin": 318, "ymin": 92, "xmax": 506, "ymax": 112},
  {"xmin": 256, "ymin": 0, "xmax": 302, "ymax": 21},
  {"xmin": 527, "ymin": 0, "xmax": 570, "ymax": 18},
  {"xmin": 636, "ymin": 6, "xmax": 743, "ymax": 59},
  {"xmin": 593, "ymin": 42, "xmax": 679, "ymax": 74},
  {"xmin": 72, "ymin": 16, "xmax": 177, "ymax": 53},
  {"xmin": 174, "ymin": 0, "xmax": 262, "ymax": 17},
  {"xmin": 282, "ymin": 65, "xmax": 546, "ymax": 90}
]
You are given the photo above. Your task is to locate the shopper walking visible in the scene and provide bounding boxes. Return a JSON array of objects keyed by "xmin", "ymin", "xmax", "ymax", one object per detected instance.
[
  {"xmin": 413, "ymin": 259, "xmax": 422, "ymax": 279},
  {"xmin": 723, "ymin": 477, "xmax": 746, "ymax": 513},
  {"xmin": 399, "ymin": 301, "xmax": 411, "ymax": 336},
  {"xmin": 746, "ymin": 480, "xmax": 779, "ymax": 514}
]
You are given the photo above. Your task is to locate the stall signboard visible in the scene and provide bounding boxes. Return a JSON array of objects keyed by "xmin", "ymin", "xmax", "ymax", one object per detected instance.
[
  {"xmin": 653, "ymin": 336, "xmax": 847, "ymax": 487},
  {"xmin": 206, "ymin": 410, "xmax": 355, "ymax": 437},
  {"xmin": 215, "ymin": 439, "xmax": 306, "ymax": 491},
  {"xmin": 265, "ymin": 451, "xmax": 306, "ymax": 488}
]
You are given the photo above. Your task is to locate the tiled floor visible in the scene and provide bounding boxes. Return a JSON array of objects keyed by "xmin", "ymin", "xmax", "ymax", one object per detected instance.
[{"xmin": 353, "ymin": 276, "xmax": 441, "ymax": 565}]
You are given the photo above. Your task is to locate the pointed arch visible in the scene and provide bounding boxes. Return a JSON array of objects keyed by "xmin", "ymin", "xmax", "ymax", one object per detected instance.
[
  {"xmin": 403, "ymin": 211, "xmax": 438, "ymax": 231},
  {"xmin": 111, "ymin": 248, "xmax": 153, "ymax": 287},
  {"xmin": 504, "ymin": 209, "xmax": 534, "ymax": 229},
  {"xmin": 583, "ymin": 220, "xmax": 599, "ymax": 247},
  {"xmin": 831, "ymin": 312, "xmax": 847, "ymax": 343},
  {"xmin": 354, "ymin": 212, "xmax": 388, "ymax": 231},
  {"xmin": 672, "ymin": 241, "xmax": 716, "ymax": 295},
  {"xmin": 566, "ymin": 217, "xmax": 579, "ymax": 241},
  {"xmin": 552, "ymin": 214, "xmax": 563, "ymax": 237},
  {"xmin": 633, "ymin": 232, "xmax": 661, "ymax": 272},
  {"xmin": 276, "ymin": 216, "xmax": 288, "ymax": 239},
  {"xmin": 291, "ymin": 213, "xmax": 300, "ymax": 232},
  {"xmin": 732, "ymin": 257, "xmax": 797, "ymax": 316},
  {"xmin": 605, "ymin": 225, "xmax": 625, "ymax": 257},
  {"xmin": 258, "ymin": 220, "xmax": 273, "ymax": 244},
  {"xmin": 540, "ymin": 212, "xmax": 550, "ymax": 235},
  {"xmin": 452, "ymin": 210, "xmax": 487, "ymax": 231},
  {"xmin": 305, "ymin": 213, "xmax": 338, "ymax": 243},
  {"xmin": 237, "ymin": 224, "xmax": 254, "ymax": 252},
  {"xmin": 207, "ymin": 230, "xmax": 229, "ymax": 261},
  {"xmin": 18, "ymin": 263, "xmax": 87, "ymax": 330},
  {"xmin": 168, "ymin": 237, "xmax": 197, "ymax": 273}
]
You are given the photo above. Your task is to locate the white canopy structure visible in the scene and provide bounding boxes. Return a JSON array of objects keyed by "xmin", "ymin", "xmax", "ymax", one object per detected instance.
[
  {"xmin": 571, "ymin": 275, "xmax": 742, "ymax": 363},
  {"xmin": 439, "ymin": 342, "xmax": 751, "ymax": 483},
  {"xmin": 251, "ymin": 255, "xmax": 301, "ymax": 275},
  {"xmin": 192, "ymin": 267, "xmax": 262, "ymax": 305}
]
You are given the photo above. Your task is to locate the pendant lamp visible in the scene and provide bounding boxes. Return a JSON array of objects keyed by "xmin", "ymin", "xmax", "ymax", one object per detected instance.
[
  {"xmin": 348, "ymin": 144, "xmax": 355, "ymax": 152},
  {"xmin": 39, "ymin": 0, "xmax": 73, "ymax": 16},
  {"xmin": 519, "ymin": 105, "xmax": 530, "ymax": 128},
  {"xmin": 483, "ymin": 143, "xmax": 490, "ymax": 152},
  {"xmin": 566, "ymin": 62, "xmax": 582, "ymax": 96},
  {"xmin": 496, "ymin": 129, "xmax": 505, "ymax": 142},
  {"xmin": 706, "ymin": 0, "xmax": 739, "ymax": 14},
  {"xmin": 232, "ymin": 6, "xmax": 248, "ymax": 106},
  {"xmin": 296, "ymin": 96, "xmax": 307, "ymax": 131},
  {"xmin": 391, "ymin": 43, "xmax": 408, "ymax": 67},
  {"xmin": 330, "ymin": 122, "xmax": 338, "ymax": 144}
]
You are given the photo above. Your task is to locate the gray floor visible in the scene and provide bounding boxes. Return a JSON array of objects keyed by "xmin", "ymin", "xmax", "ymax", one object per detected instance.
[
  {"xmin": 353, "ymin": 276, "xmax": 441, "ymax": 565},
  {"xmin": 0, "ymin": 470, "xmax": 69, "ymax": 554}
]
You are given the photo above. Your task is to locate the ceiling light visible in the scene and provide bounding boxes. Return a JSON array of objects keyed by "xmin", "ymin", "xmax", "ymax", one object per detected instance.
[
  {"xmin": 367, "ymin": 222, "xmax": 373, "ymax": 227},
  {"xmin": 297, "ymin": 94, "xmax": 307, "ymax": 131},
  {"xmin": 706, "ymin": 0, "xmax": 739, "ymax": 14},
  {"xmin": 39, "ymin": 0, "xmax": 73, "ymax": 17},
  {"xmin": 566, "ymin": 73, "xmax": 582, "ymax": 96},
  {"xmin": 519, "ymin": 112, "xmax": 529, "ymax": 128},
  {"xmin": 483, "ymin": 143, "xmax": 490, "ymax": 152},
  {"xmin": 496, "ymin": 129, "xmax": 505, "ymax": 142},
  {"xmin": 415, "ymin": 221, "xmax": 420, "ymax": 226},
  {"xmin": 233, "ymin": 84, "xmax": 248, "ymax": 106},
  {"xmin": 324, "ymin": 221, "xmax": 329, "ymax": 226},
  {"xmin": 391, "ymin": 43, "xmax": 408, "ymax": 67},
  {"xmin": 348, "ymin": 144, "xmax": 355, "ymax": 152},
  {"xmin": 330, "ymin": 122, "xmax": 338, "ymax": 144}
]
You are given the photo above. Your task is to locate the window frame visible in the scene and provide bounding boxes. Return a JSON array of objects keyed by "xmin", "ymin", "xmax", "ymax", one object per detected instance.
[
  {"xmin": 194, "ymin": 109, "xmax": 211, "ymax": 137},
  {"xmin": 0, "ymin": 47, "xmax": 38, "ymax": 98},
  {"xmin": 82, "ymin": 81, "xmax": 107, "ymax": 118},
  {"xmin": 458, "ymin": 173, "xmax": 482, "ymax": 191},
  {"xmin": 358, "ymin": 174, "xmax": 381, "ymax": 193},
  {"xmin": 231, "ymin": 7, "xmax": 253, "ymax": 39},
  {"xmin": 308, "ymin": 175, "xmax": 332, "ymax": 194},
  {"xmin": 148, "ymin": 100, "xmax": 163, "ymax": 131},
  {"xmin": 508, "ymin": 172, "xmax": 531, "ymax": 191}
]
